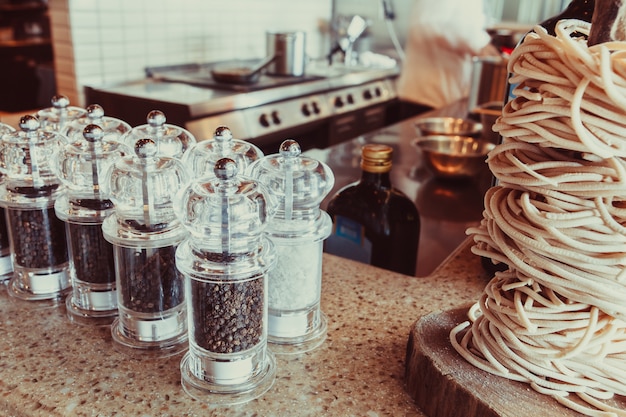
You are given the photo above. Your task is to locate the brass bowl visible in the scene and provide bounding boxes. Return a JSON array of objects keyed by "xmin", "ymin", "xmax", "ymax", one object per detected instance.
[
  {"xmin": 414, "ymin": 117, "xmax": 482, "ymax": 137},
  {"xmin": 413, "ymin": 135, "xmax": 494, "ymax": 179}
]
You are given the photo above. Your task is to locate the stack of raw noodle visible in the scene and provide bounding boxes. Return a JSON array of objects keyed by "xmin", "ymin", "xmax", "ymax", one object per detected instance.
[{"xmin": 452, "ymin": 19, "xmax": 626, "ymax": 417}]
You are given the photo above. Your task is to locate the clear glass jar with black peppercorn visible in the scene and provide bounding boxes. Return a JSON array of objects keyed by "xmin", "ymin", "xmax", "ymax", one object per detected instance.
[
  {"xmin": 0, "ymin": 122, "xmax": 15, "ymax": 283},
  {"xmin": 175, "ymin": 157, "xmax": 277, "ymax": 405},
  {"xmin": 0, "ymin": 115, "xmax": 71, "ymax": 301},
  {"xmin": 53, "ymin": 124, "xmax": 129, "ymax": 325},
  {"xmin": 102, "ymin": 137, "xmax": 189, "ymax": 356}
]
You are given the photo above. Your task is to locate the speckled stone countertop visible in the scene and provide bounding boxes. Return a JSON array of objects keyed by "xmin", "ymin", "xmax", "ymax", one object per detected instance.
[{"xmin": 0, "ymin": 239, "xmax": 490, "ymax": 417}]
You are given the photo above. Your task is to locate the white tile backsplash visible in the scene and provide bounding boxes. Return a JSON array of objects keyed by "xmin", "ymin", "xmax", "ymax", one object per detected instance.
[{"xmin": 50, "ymin": 0, "xmax": 333, "ymax": 106}]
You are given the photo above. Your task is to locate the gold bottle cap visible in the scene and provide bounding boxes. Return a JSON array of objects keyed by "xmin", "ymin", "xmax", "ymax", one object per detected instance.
[{"xmin": 361, "ymin": 144, "xmax": 392, "ymax": 173}]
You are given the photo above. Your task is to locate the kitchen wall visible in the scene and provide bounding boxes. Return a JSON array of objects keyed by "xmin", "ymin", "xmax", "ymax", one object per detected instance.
[
  {"xmin": 332, "ymin": 0, "xmax": 568, "ymax": 54},
  {"xmin": 48, "ymin": 0, "xmax": 333, "ymax": 107}
]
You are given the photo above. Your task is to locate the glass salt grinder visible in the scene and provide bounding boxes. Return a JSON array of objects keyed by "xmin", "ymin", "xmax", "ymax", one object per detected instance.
[
  {"xmin": 62, "ymin": 103, "xmax": 131, "ymax": 142},
  {"xmin": 0, "ymin": 122, "xmax": 16, "ymax": 283},
  {"xmin": 102, "ymin": 138, "xmax": 189, "ymax": 356},
  {"xmin": 122, "ymin": 110, "xmax": 196, "ymax": 159},
  {"xmin": 37, "ymin": 94, "xmax": 86, "ymax": 133},
  {"xmin": 175, "ymin": 158, "xmax": 277, "ymax": 405},
  {"xmin": 250, "ymin": 139, "xmax": 334, "ymax": 353},
  {"xmin": 0, "ymin": 115, "xmax": 71, "ymax": 301},
  {"xmin": 182, "ymin": 125, "xmax": 263, "ymax": 177},
  {"xmin": 53, "ymin": 124, "xmax": 129, "ymax": 325}
]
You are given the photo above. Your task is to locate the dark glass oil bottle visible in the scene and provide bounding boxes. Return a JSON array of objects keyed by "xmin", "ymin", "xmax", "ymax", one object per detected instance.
[{"xmin": 325, "ymin": 144, "xmax": 420, "ymax": 276}]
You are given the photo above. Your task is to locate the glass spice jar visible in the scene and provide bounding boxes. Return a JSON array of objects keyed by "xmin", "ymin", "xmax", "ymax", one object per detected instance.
[
  {"xmin": 62, "ymin": 103, "xmax": 131, "ymax": 143},
  {"xmin": 0, "ymin": 122, "xmax": 16, "ymax": 283},
  {"xmin": 182, "ymin": 125, "xmax": 263, "ymax": 177},
  {"xmin": 249, "ymin": 139, "xmax": 334, "ymax": 353},
  {"xmin": 0, "ymin": 115, "xmax": 71, "ymax": 301},
  {"xmin": 102, "ymin": 138, "xmax": 189, "ymax": 356},
  {"xmin": 0, "ymin": 122, "xmax": 15, "ymax": 283},
  {"xmin": 53, "ymin": 124, "xmax": 129, "ymax": 325},
  {"xmin": 122, "ymin": 110, "xmax": 196, "ymax": 159},
  {"xmin": 37, "ymin": 95, "xmax": 86, "ymax": 133},
  {"xmin": 175, "ymin": 157, "xmax": 277, "ymax": 405}
]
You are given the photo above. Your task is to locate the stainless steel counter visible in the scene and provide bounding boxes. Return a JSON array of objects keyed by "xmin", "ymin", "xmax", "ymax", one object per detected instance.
[
  {"xmin": 87, "ymin": 62, "xmax": 399, "ymax": 119},
  {"xmin": 85, "ymin": 61, "xmax": 400, "ymax": 152},
  {"xmin": 306, "ymin": 99, "xmax": 492, "ymax": 277}
]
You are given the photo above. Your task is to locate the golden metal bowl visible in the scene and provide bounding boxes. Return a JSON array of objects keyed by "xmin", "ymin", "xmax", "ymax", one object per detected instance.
[
  {"xmin": 414, "ymin": 117, "xmax": 482, "ymax": 137},
  {"xmin": 413, "ymin": 135, "xmax": 495, "ymax": 179}
]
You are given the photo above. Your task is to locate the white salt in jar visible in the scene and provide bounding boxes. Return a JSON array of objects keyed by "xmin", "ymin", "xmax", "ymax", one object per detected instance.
[{"xmin": 249, "ymin": 139, "xmax": 334, "ymax": 354}]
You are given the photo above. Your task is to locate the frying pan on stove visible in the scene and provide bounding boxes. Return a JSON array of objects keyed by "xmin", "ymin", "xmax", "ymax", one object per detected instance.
[{"xmin": 210, "ymin": 55, "xmax": 275, "ymax": 84}]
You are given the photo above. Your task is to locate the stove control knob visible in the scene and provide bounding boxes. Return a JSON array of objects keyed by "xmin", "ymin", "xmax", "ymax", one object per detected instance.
[
  {"xmin": 312, "ymin": 101, "xmax": 321, "ymax": 114},
  {"xmin": 301, "ymin": 103, "xmax": 311, "ymax": 117},
  {"xmin": 363, "ymin": 89, "xmax": 373, "ymax": 100},
  {"xmin": 334, "ymin": 96, "xmax": 344, "ymax": 108},
  {"xmin": 375, "ymin": 86, "xmax": 382, "ymax": 97},
  {"xmin": 259, "ymin": 113, "xmax": 270, "ymax": 127},
  {"xmin": 347, "ymin": 94, "xmax": 354, "ymax": 105},
  {"xmin": 271, "ymin": 111, "xmax": 281, "ymax": 125}
]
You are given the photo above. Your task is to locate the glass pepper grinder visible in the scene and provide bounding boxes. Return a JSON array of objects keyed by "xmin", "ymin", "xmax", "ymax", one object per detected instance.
[
  {"xmin": 182, "ymin": 125, "xmax": 263, "ymax": 177},
  {"xmin": 0, "ymin": 122, "xmax": 15, "ymax": 283},
  {"xmin": 62, "ymin": 103, "xmax": 131, "ymax": 142},
  {"xmin": 0, "ymin": 115, "xmax": 71, "ymax": 301},
  {"xmin": 53, "ymin": 124, "xmax": 129, "ymax": 325},
  {"xmin": 37, "ymin": 94, "xmax": 86, "ymax": 133},
  {"xmin": 102, "ymin": 138, "xmax": 189, "ymax": 356},
  {"xmin": 122, "ymin": 110, "xmax": 196, "ymax": 159},
  {"xmin": 249, "ymin": 139, "xmax": 334, "ymax": 353},
  {"xmin": 175, "ymin": 158, "xmax": 277, "ymax": 405}
]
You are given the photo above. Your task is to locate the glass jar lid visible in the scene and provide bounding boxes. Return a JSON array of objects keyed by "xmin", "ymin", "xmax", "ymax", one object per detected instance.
[
  {"xmin": 53, "ymin": 124, "xmax": 130, "ymax": 198},
  {"xmin": 182, "ymin": 126, "xmax": 263, "ymax": 177},
  {"xmin": 63, "ymin": 104, "xmax": 131, "ymax": 143},
  {"xmin": 37, "ymin": 95, "xmax": 86, "ymax": 133},
  {"xmin": 122, "ymin": 110, "xmax": 196, "ymax": 159},
  {"xmin": 102, "ymin": 137, "xmax": 189, "ymax": 230},
  {"xmin": 0, "ymin": 115, "xmax": 66, "ymax": 197},
  {"xmin": 175, "ymin": 158, "xmax": 276, "ymax": 254},
  {"xmin": 0, "ymin": 122, "xmax": 15, "ymax": 136},
  {"xmin": 250, "ymin": 139, "xmax": 334, "ymax": 224}
]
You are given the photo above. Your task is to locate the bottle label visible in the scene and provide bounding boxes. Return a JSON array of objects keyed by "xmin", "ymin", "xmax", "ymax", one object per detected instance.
[{"xmin": 325, "ymin": 216, "xmax": 372, "ymax": 264}]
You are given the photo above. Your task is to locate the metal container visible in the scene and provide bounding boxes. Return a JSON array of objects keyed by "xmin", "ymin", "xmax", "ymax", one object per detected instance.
[
  {"xmin": 413, "ymin": 135, "xmax": 494, "ymax": 179},
  {"xmin": 414, "ymin": 117, "xmax": 482, "ymax": 138},
  {"xmin": 473, "ymin": 102, "xmax": 503, "ymax": 144},
  {"xmin": 266, "ymin": 31, "xmax": 306, "ymax": 77},
  {"xmin": 467, "ymin": 56, "xmax": 508, "ymax": 114}
]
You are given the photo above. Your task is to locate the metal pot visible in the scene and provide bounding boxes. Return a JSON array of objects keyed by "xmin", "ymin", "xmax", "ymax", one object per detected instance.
[
  {"xmin": 467, "ymin": 56, "xmax": 508, "ymax": 114},
  {"xmin": 266, "ymin": 31, "xmax": 306, "ymax": 77}
]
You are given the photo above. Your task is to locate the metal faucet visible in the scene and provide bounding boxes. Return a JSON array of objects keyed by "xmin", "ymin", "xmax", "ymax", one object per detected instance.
[{"xmin": 328, "ymin": 14, "xmax": 369, "ymax": 66}]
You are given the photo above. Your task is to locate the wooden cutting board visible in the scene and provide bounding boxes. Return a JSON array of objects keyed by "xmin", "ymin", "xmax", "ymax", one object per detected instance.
[{"xmin": 404, "ymin": 307, "xmax": 626, "ymax": 417}]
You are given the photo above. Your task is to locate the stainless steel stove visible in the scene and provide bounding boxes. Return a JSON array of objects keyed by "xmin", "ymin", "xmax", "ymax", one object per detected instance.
[{"xmin": 85, "ymin": 59, "xmax": 400, "ymax": 154}]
